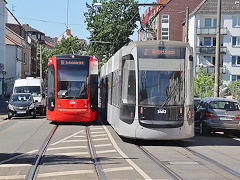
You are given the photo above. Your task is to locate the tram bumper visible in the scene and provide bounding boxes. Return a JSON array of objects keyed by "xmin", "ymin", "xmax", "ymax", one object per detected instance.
[
  {"xmin": 52, "ymin": 108, "xmax": 97, "ymax": 122},
  {"xmin": 135, "ymin": 122, "xmax": 194, "ymax": 140}
]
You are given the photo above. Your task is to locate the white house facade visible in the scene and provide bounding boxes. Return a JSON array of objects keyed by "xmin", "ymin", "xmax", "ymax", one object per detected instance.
[
  {"xmin": 188, "ymin": 0, "xmax": 240, "ymax": 85},
  {"xmin": 0, "ymin": 0, "xmax": 7, "ymax": 96}
]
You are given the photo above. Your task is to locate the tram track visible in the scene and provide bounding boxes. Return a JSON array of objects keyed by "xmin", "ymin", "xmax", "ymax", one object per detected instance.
[
  {"xmin": 86, "ymin": 126, "xmax": 105, "ymax": 180},
  {"xmin": 137, "ymin": 145, "xmax": 184, "ymax": 180},
  {"xmin": 182, "ymin": 146, "xmax": 240, "ymax": 179},
  {"xmin": 138, "ymin": 141, "xmax": 240, "ymax": 180},
  {"xmin": 27, "ymin": 124, "xmax": 58, "ymax": 180}
]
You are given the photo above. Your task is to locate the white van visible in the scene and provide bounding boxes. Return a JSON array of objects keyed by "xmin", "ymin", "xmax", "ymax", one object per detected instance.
[{"xmin": 13, "ymin": 77, "xmax": 46, "ymax": 115}]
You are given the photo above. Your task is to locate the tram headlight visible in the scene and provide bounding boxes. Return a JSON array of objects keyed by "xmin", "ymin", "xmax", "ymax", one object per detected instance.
[
  {"xmin": 8, "ymin": 104, "xmax": 14, "ymax": 111},
  {"xmin": 29, "ymin": 103, "xmax": 35, "ymax": 109}
]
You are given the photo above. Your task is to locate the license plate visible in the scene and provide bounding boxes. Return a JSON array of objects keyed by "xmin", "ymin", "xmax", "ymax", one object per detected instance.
[
  {"xmin": 17, "ymin": 111, "xmax": 26, "ymax": 114},
  {"xmin": 220, "ymin": 117, "xmax": 233, "ymax": 121}
]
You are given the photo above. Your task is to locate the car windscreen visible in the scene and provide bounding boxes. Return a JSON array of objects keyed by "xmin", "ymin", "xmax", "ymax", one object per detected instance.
[
  {"xmin": 14, "ymin": 86, "xmax": 41, "ymax": 97},
  {"xmin": 139, "ymin": 58, "xmax": 185, "ymax": 106},
  {"xmin": 209, "ymin": 101, "xmax": 240, "ymax": 111},
  {"xmin": 57, "ymin": 58, "xmax": 89, "ymax": 99},
  {"xmin": 10, "ymin": 94, "xmax": 32, "ymax": 102}
]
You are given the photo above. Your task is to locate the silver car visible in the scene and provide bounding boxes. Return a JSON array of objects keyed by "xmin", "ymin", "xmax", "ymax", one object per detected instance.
[{"xmin": 195, "ymin": 97, "xmax": 240, "ymax": 135}]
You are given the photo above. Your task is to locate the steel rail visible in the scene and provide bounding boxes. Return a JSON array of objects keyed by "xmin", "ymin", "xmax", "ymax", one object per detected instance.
[
  {"xmin": 86, "ymin": 126, "xmax": 105, "ymax": 180},
  {"xmin": 183, "ymin": 146, "xmax": 240, "ymax": 178},
  {"xmin": 27, "ymin": 125, "xmax": 58, "ymax": 180},
  {"xmin": 138, "ymin": 146, "xmax": 184, "ymax": 180}
]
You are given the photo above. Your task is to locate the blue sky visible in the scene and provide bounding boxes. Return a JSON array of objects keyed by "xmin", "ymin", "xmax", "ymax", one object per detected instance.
[{"xmin": 6, "ymin": 0, "xmax": 156, "ymax": 42}]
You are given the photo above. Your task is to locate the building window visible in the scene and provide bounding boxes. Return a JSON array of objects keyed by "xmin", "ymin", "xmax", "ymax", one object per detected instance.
[
  {"xmin": 232, "ymin": 75, "xmax": 240, "ymax": 81},
  {"xmin": 204, "ymin": 18, "xmax": 217, "ymax": 28},
  {"xmin": 24, "ymin": 52, "xmax": 26, "ymax": 64},
  {"xmin": 161, "ymin": 15, "xmax": 169, "ymax": 40},
  {"xmin": 204, "ymin": 56, "xmax": 215, "ymax": 65},
  {"xmin": 203, "ymin": 37, "xmax": 216, "ymax": 46},
  {"xmin": 205, "ymin": 18, "xmax": 212, "ymax": 27},
  {"xmin": 232, "ymin": 37, "xmax": 240, "ymax": 47},
  {"xmin": 162, "ymin": 15, "xmax": 169, "ymax": 23},
  {"xmin": 232, "ymin": 56, "xmax": 240, "ymax": 66},
  {"xmin": 233, "ymin": 16, "xmax": 240, "ymax": 27}
]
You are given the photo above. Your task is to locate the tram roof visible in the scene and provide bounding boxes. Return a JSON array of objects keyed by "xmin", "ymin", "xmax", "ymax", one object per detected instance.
[
  {"xmin": 126, "ymin": 40, "xmax": 189, "ymax": 48},
  {"xmin": 54, "ymin": 54, "xmax": 91, "ymax": 59}
]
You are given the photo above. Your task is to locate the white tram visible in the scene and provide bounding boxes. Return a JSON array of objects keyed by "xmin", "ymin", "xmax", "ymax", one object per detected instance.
[{"xmin": 100, "ymin": 40, "xmax": 194, "ymax": 140}]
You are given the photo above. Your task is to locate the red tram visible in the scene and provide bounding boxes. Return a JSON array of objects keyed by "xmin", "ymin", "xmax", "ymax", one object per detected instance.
[{"xmin": 46, "ymin": 55, "xmax": 98, "ymax": 122}]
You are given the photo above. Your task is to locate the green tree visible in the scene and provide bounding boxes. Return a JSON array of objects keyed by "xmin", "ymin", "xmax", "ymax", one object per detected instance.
[
  {"xmin": 84, "ymin": 0, "xmax": 139, "ymax": 61},
  {"xmin": 36, "ymin": 37, "xmax": 86, "ymax": 80},
  {"xmin": 36, "ymin": 42, "xmax": 52, "ymax": 80},
  {"xmin": 194, "ymin": 67, "xmax": 215, "ymax": 98},
  {"xmin": 227, "ymin": 80, "xmax": 240, "ymax": 101},
  {"xmin": 52, "ymin": 36, "xmax": 86, "ymax": 55}
]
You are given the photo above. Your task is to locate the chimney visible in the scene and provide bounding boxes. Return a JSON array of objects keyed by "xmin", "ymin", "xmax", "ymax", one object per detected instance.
[
  {"xmin": 66, "ymin": 29, "xmax": 71, "ymax": 36},
  {"xmin": 54, "ymin": 37, "xmax": 58, "ymax": 43}
]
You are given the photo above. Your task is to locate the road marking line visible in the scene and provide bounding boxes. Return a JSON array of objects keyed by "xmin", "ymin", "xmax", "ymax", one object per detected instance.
[
  {"xmin": 51, "ymin": 130, "xmax": 84, "ymax": 146},
  {"xmin": 55, "ymin": 152, "xmax": 88, "ymax": 156},
  {"xmin": 73, "ymin": 135, "xmax": 85, "ymax": 138},
  {"xmin": 47, "ymin": 146, "xmax": 87, "ymax": 151},
  {"xmin": 96, "ymin": 149, "xmax": 117, "ymax": 154},
  {"xmin": 0, "ymin": 175, "xmax": 25, "ymax": 179},
  {"xmin": 103, "ymin": 126, "xmax": 152, "ymax": 180},
  {"xmin": 62, "ymin": 139, "xmax": 87, "ymax": 143},
  {"xmin": 37, "ymin": 170, "xmax": 94, "ymax": 178},
  {"xmin": 169, "ymin": 162, "xmax": 199, "ymax": 165},
  {"xmin": 0, "ymin": 164, "xmax": 31, "ymax": 167},
  {"xmin": 91, "ymin": 134, "xmax": 107, "ymax": 137},
  {"xmin": 92, "ymin": 138, "xmax": 109, "ymax": 141},
  {"xmin": 90, "ymin": 131, "xmax": 105, "ymax": 134},
  {"xmin": 103, "ymin": 166, "xmax": 133, "ymax": 172},
  {"xmin": 94, "ymin": 144, "xmax": 112, "ymax": 147}
]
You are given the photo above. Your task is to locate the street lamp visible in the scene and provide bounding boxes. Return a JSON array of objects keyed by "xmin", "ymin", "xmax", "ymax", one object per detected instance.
[
  {"xmin": 36, "ymin": 33, "xmax": 45, "ymax": 79},
  {"xmin": 93, "ymin": 2, "xmax": 102, "ymax": 8}
]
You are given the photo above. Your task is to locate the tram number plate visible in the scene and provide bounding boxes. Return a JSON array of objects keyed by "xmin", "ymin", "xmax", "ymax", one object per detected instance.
[{"xmin": 17, "ymin": 111, "xmax": 26, "ymax": 114}]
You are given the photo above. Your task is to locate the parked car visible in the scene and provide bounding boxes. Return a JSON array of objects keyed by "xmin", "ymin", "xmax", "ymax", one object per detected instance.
[
  {"xmin": 6, "ymin": 93, "xmax": 37, "ymax": 119},
  {"xmin": 195, "ymin": 97, "xmax": 240, "ymax": 135},
  {"xmin": 194, "ymin": 97, "xmax": 201, "ymax": 110}
]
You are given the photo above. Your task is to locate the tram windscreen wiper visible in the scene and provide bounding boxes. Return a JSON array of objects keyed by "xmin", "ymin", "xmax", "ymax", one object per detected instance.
[{"xmin": 161, "ymin": 79, "xmax": 183, "ymax": 107}]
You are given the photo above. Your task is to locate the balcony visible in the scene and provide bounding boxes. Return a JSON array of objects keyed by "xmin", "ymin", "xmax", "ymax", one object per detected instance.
[
  {"xmin": 196, "ymin": 46, "xmax": 227, "ymax": 54},
  {"xmin": 196, "ymin": 27, "xmax": 227, "ymax": 35},
  {"xmin": 196, "ymin": 65, "xmax": 226, "ymax": 74}
]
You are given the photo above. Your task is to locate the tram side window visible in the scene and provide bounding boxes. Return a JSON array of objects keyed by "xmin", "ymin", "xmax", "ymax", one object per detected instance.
[
  {"xmin": 121, "ymin": 59, "xmax": 136, "ymax": 104},
  {"xmin": 120, "ymin": 56, "xmax": 136, "ymax": 123},
  {"xmin": 47, "ymin": 65, "xmax": 55, "ymax": 111}
]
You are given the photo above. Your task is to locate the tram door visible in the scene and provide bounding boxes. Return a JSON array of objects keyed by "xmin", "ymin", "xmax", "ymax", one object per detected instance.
[{"xmin": 119, "ymin": 55, "xmax": 136, "ymax": 126}]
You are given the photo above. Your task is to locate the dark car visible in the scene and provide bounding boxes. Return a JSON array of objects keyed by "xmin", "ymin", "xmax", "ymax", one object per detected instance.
[
  {"xmin": 195, "ymin": 97, "xmax": 240, "ymax": 135},
  {"xmin": 194, "ymin": 97, "xmax": 201, "ymax": 110},
  {"xmin": 6, "ymin": 93, "xmax": 37, "ymax": 119}
]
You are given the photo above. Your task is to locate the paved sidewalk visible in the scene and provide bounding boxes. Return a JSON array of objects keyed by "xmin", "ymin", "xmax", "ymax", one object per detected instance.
[{"xmin": 0, "ymin": 114, "xmax": 8, "ymax": 121}]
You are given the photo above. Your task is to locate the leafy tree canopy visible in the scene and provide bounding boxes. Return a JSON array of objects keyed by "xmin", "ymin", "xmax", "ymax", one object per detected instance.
[{"xmin": 84, "ymin": 0, "xmax": 139, "ymax": 60}]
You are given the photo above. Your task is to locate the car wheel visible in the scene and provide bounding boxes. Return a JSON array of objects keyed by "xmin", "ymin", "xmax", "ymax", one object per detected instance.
[
  {"xmin": 8, "ymin": 112, "xmax": 12, "ymax": 119},
  {"xmin": 199, "ymin": 122, "xmax": 209, "ymax": 136}
]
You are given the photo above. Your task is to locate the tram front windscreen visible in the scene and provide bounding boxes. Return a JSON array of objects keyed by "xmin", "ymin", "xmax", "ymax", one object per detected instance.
[
  {"xmin": 139, "ymin": 58, "xmax": 185, "ymax": 106},
  {"xmin": 57, "ymin": 58, "xmax": 89, "ymax": 99}
]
